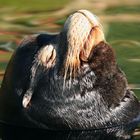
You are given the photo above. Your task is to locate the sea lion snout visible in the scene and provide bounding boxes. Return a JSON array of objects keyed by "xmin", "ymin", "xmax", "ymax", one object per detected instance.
[
  {"xmin": 77, "ymin": 10, "xmax": 100, "ymax": 27},
  {"xmin": 61, "ymin": 10, "xmax": 105, "ymax": 77}
]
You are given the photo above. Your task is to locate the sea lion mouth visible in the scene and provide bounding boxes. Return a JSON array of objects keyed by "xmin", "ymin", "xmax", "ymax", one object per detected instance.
[{"xmin": 61, "ymin": 10, "xmax": 105, "ymax": 77}]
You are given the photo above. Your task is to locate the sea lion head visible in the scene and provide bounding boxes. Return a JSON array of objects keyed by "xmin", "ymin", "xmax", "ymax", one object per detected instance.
[{"xmin": 58, "ymin": 10, "xmax": 105, "ymax": 78}]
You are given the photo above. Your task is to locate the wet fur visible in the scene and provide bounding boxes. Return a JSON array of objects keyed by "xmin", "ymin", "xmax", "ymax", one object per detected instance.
[{"xmin": 0, "ymin": 34, "xmax": 139, "ymax": 140}]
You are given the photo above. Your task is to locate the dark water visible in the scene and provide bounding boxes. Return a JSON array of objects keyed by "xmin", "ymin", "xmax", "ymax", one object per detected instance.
[
  {"xmin": 0, "ymin": 119, "xmax": 139, "ymax": 140},
  {"xmin": 0, "ymin": 127, "xmax": 115, "ymax": 140},
  {"xmin": 0, "ymin": 126, "xmax": 136, "ymax": 140}
]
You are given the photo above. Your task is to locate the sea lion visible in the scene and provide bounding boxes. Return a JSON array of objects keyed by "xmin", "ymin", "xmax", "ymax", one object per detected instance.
[{"xmin": 0, "ymin": 10, "xmax": 140, "ymax": 139}]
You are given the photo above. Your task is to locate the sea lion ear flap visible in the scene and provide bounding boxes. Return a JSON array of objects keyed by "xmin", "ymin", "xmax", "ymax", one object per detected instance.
[{"xmin": 38, "ymin": 44, "xmax": 56, "ymax": 68}]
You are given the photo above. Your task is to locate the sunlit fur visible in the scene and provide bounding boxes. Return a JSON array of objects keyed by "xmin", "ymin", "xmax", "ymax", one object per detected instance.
[{"xmin": 61, "ymin": 10, "xmax": 105, "ymax": 85}]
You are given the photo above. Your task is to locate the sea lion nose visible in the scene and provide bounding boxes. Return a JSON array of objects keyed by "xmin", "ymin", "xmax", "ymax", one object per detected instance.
[{"xmin": 76, "ymin": 10, "xmax": 100, "ymax": 27}]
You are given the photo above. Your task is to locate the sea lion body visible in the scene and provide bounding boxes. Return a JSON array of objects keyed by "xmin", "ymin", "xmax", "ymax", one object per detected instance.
[{"xmin": 0, "ymin": 10, "xmax": 140, "ymax": 138}]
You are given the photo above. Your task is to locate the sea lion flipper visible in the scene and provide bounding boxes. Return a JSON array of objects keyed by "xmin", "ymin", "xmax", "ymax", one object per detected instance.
[
  {"xmin": 21, "ymin": 35, "xmax": 57, "ymax": 108},
  {"xmin": 22, "ymin": 44, "xmax": 56, "ymax": 108}
]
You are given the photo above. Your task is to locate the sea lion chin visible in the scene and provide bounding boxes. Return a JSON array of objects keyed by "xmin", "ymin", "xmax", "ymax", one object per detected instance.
[{"xmin": 0, "ymin": 9, "xmax": 140, "ymax": 139}]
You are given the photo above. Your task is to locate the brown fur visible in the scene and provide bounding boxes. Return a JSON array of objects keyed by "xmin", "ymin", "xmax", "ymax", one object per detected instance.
[{"xmin": 88, "ymin": 41, "xmax": 128, "ymax": 107}]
